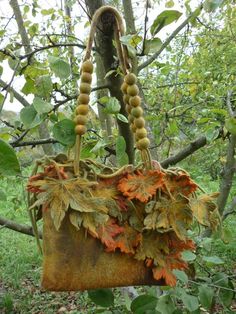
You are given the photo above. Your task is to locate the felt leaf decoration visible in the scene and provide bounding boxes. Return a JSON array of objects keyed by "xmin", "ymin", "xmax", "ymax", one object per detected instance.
[
  {"xmin": 152, "ymin": 266, "xmax": 177, "ymax": 287},
  {"xmin": 144, "ymin": 197, "xmax": 192, "ymax": 240},
  {"xmin": 51, "ymin": 206, "xmax": 66, "ymax": 231},
  {"xmin": 82, "ymin": 212, "xmax": 109, "ymax": 236},
  {"xmin": 69, "ymin": 210, "xmax": 83, "ymax": 230},
  {"xmin": 135, "ymin": 232, "xmax": 169, "ymax": 264},
  {"xmin": 105, "ymin": 223, "xmax": 141, "ymax": 254},
  {"xmin": 189, "ymin": 193, "xmax": 219, "ymax": 227},
  {"xmin": 118, "ymin": 170, "xmax": 164, "ymax": 202},
  {"xmin": 163, "ymin": 170, "xmax": 198, "ymax": 197},
  {"xmin": 95, "ymin": 218, "xmax": 124, "ymax": 248}
]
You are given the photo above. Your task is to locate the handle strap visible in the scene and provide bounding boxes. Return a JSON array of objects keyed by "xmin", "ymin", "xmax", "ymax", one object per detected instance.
[{"xmin": 74, "ymin": 6, "xmax": 152, "ymax": 174}]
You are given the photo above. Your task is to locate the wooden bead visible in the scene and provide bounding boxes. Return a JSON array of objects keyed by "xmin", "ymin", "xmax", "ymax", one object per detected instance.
[
  {"xmin": 121, "ymin": 82, "xmax": 128, "ymax": 94},
  {"xmin": 81, "ymin": 60, "xmax": 93, "ymax": 73},
  {"xmin": 131, "ymin": 106, "xmax": 143, "ymax": 118},
  {"xmin": 127, "ymin": 84, "xmax": 139, "ymax": 96},
  {"xmin": 136, "ymin": 127, "xmax": 147, "ymax": 139},
  {"xmin": 137, "ymin": 138, "xmax": 150, "ymax": 150},
  {"xmin": 124, "ymin": 73, "xmax": 137, "ymax": 85},
  {"xmin": 80, "ymin": 82, "xmax": 91, "ymax": 94},
  {"xmin": 125, "ymin": 104, "xmax": 132, "ymax": 114},
  {"xmin": 78, "ymin": 93, "xmax": 90, "ymax": 104},
  {"xmin": 123, "ymin": 94, "xmax": 130, "ymax": 104},
  {"xmin": 129, "ymin": 95, "xmax": 141, "ymax": 107},
  {"xmin": 134, "ymin": 117, "xmax": 145, "ymax": 128},
  {"xmin": 81, "ymin": 72, "xmax": 92, "ymax": 84},
  {"xmin": 75, "ymin": 125, "xmax": 87, "ymax": 135},
  {"xmin": 130, "ymin": 123, "xmax": 136, "ymax": 133},
  {"xmin": 76, "ymin": 104, "xmax": 89, "ymax": 115},
  {"xmin": 74, "ymin": 115, "xmax": 88, "ymax": 125}
]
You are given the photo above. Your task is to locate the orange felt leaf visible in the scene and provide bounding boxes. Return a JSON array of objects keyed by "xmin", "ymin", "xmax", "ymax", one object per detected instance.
[
  {"xmin": 163, "ymin": 170, "xmax": 198, "ymax": 197},
  {"xmin": 118, "ymin": 170, "xmax": 164, "ymax": 203},
  {"xmin": 105, "ymin": 223, "xmax": 141, "ymax": 254},
  {"xmin": 96, "ymin": 218, "xmax": 124, "ymax": 249},
  {"xmin": 152, "ymin": 266, "xmax": 177, "ymax": 287}
]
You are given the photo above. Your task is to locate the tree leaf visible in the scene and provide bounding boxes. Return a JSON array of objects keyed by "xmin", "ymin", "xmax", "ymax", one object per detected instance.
[
  {"xmin": 198, "ymin": 285, "xmax": 214, "ymax": 309},
  {"xmin": 116, "ymin": 136, "xmax": 129, "ymax": 167},
  {"xmin": 150, "ymin": 10, "xmax": 182, "ymax": 36},
  {"xmin": 0, "ymin": 189, "xmax": 7, "ymax": 201},
  {"xmin": 173, "ymin": 270, "xmax": 188, "ymax": 284},
  {"xmin": 131, "ymin": 295, "xmax": 158, "ymax": 314},
  {"xmin": 181, "ymin": 292, "xmax": 199, "ymax": 312},
  {"xmin": 53, "ymin": 119, "xmax": 76, "ymax": 146},
  {"xmin": 0, "ymin": 139, "xmax": 21, "ymax": 176},
  {"xmin": 181, "ymin": 250, "xmax": 196, "ymax": 261},
  {"xmin": 156, "ymin": 295, "xmax": 175, "ymax": 314},
  {"xmin": 204, "ymin": 0, "xmax": 224, "ymax": 12},
  {"xmin": 144, "ymin": 38, "xmax": 162, "ymax": 55},
  {"xmin": 117, "ymin": 113, "xmax": 128, "ymax": 123},
  {"xmin": 20, "ymin": 105, "xmax": 42, "ymax": 128},
  {"xmin": 225, "ymin": 117, "xmax": 236, "ymax": 135},
  {"xmin": 202, "ymin": 255, "xmax": 224, "ymax": 265},
  {"xmin": 104, "ymin": 97, "xmax": 121, "ymax": 114},
  {"xmin": 48, "ymin": 55, "xmax": 71, "ymax": 79},
  {"xmin": 35, "ymin": 75, "xmax": 53, "ymax": 98},
  {"xmin": 21, "ymin": 78, "xmax": 37, "ymax": 95},
  {"xmin": 88, "ymin": 289, "xmax": 114, "ymax": 307},
  {"xmin": 33, "ymin": 96, "xmax": 53, "ymax": 114}
]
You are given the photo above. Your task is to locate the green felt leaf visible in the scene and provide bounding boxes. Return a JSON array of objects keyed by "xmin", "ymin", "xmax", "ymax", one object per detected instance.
[{"xmin": 0, "ymin": 139, "xmax": 21, "ymax": 176}]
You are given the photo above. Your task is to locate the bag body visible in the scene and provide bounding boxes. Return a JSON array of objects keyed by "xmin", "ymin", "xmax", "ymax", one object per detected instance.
[{"xmin": 42, "ymin": 210, "xmax": 160, "ymax": 291}]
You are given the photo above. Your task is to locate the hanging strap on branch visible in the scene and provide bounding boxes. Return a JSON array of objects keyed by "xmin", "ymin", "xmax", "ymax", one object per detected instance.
[{"xmin": 74, "ymin": 6, "xmax": 152, "ymax": 174}]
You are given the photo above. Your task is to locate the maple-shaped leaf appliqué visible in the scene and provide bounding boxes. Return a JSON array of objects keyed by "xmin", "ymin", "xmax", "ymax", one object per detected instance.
[
  {"xmin": 118, "ymin": 170, "xmax": 165, "ymax": 203},
  {"xmin": 189, "ymin": 192, "xmax": 219, "ymax": 227},
  {"xmin": 163, "ymin": 170, "xmax": 198, "ymax": 197},
  {"xmin": 152, "ymin": 266, "xmax": 177, "ymax": 287}
]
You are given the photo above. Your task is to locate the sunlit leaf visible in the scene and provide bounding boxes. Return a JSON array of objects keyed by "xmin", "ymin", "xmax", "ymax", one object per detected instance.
[
  {"xmin": 150, "ymin": 10, "xmax": 182, "ymax": 36},
  {"xmin": 33, "ymin": 96, "xmax": 53, "ymax": 114},
  {"xmin": 48, "ymin": 55, "xmax": 71, "ymax": 79}
]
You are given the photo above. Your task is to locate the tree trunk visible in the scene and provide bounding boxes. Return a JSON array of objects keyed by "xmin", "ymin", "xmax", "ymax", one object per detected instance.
[{"xmin": 85, "ymin": 0, "xmax": 134, "ymax": 163}]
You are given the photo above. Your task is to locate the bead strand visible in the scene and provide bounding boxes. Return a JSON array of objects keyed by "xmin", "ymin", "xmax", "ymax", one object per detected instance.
[
  {"xmin": 75, "ymin": 60, "xmax": 93, "ymax": 136},
  {"xmin": 123, "ymin": 73, "xmax": 150, "ymax": 151}
]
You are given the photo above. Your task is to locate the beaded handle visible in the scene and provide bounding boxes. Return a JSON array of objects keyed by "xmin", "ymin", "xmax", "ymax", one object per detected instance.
[{"xmin": 74, "ymin": 6, "xmax": 151, "ymax": 174}]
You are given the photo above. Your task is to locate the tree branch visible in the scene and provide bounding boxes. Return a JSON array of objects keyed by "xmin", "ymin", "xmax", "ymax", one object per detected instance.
[
  {"xmin": 0, "ymin": 216, "xmax": 42, "ymax": 238},
  {"xmin": 160, "ymin": 136, "xmax": 207, "ymax": 168},
  {"xmin": 10, "ymin": 138, "xmax": 58, "ymax": 147},
  {"xmin": 138, "ymin": 5, "xmax": 203, "ymax": 72}
]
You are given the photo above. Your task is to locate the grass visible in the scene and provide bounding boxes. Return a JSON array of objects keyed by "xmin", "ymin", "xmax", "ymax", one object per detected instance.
[{"xmin": 0, "ymin": 166, "xmax": 236, "ymax": 313}]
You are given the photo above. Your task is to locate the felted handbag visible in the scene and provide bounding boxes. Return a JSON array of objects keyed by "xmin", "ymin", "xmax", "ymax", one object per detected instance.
[{"xmin": 27, "ymin": 5, "xmax": 220, "ymax": 291}]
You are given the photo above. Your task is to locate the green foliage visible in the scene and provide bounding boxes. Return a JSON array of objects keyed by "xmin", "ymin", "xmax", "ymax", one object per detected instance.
[
  {"xmin": 116, "ymin": 136, "xmax": 129, "ymax": 166},
  {"xmin": 52, "ymin": 119, "xmax": 76, "ymax": 146},
  {"xmin": 88, "ymin": 289, "xmax": 114, "ymax": 308},
  {"xmin": 150, "ymin": 10, "xmax": 182, "ymax": 36},
  {"xmin": 0, "ymin": 139, "xmax": 21, "ymax": 176},
  {"xmin": 130, "ymin": 295, "xmax": 158, "ymax": 314},
  {"xmin": 48, "ymin": 55, "xmax": 71, "ymax": 79}
]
